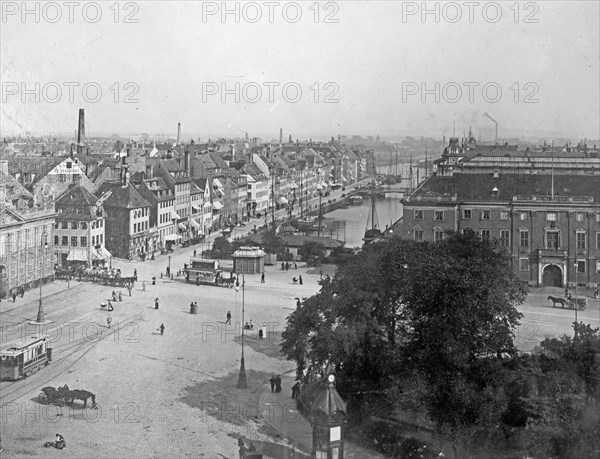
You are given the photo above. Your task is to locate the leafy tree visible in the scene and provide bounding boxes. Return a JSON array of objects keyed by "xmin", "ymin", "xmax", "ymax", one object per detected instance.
[{"xmin": 299, "ymin": 241, "xmax": 326, "ymax": 263}]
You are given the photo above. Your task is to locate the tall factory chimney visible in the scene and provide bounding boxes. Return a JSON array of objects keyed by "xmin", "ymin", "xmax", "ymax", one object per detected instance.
[
  {"xmin": 177, "ymin": 123, "xmax": 181, "ymax": 146},
  {"xmin": 279, "ymin": 128, "xmax": 283, "ymax": 146},
  {"xmin": 483, "ymin": 113, "xmax": 498, "ymax": 143},
  {"xmin": 76, "ymin": 108, "xmax": 85, "ymax": 155}
]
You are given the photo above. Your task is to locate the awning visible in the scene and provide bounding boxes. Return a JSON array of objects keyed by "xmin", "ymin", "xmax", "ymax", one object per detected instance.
[
  {"xmin": 212, "ymin": 202, "xmax": 223, "ymax": 210},
  {"xmin": 192, "ymin": 204, "xmax": 202, "ymax": 211},
  {"xmin": 178, "ymin": 223, "xmax": 187, "ymax": 230},
  {"xmin": 278, "ymin": 196, "xmax": 289, "ymax": 205},
  {"xmin": 171, "ymin": 211, "xmax": 181, "ymax": 219},
  {"xmin": 91, "ymin": 247, "xmax": 111, "ymax": 260},
  {"xmin": 190, "ymin": 219, "xmax": 200, "ymax": 229},
  {"xmin": 164, "ymin": 234, "xmax": 181, "ymax": 242},
  {"xmin": 68, "ymin": 248, "xmax": 88, "ymax": 261}
]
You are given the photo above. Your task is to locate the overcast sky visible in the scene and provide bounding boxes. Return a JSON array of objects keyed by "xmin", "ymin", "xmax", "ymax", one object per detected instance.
[{"xmin": 1, "ymin": 1, "xmax": 598, "ymax": 141}]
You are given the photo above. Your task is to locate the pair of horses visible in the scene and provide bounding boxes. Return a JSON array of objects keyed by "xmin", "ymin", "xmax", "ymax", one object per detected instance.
[{"xmin": 40, "ymin": 385, "xmax": 97, "ymax": 409}]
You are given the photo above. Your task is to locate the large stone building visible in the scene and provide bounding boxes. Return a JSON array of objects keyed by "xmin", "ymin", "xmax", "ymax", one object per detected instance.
[
  {"xmin": 0, "ymin": 161, "xmax": 55, "ymax": 298},
  {"xmin": 400, "ymin": 140, "xmax": 600, "ymax": 288}
]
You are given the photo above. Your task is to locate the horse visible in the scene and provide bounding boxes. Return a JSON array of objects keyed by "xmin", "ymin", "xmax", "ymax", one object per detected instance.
[
  {"xmin": 66, "ymin": 389, "xmax": 97, "ymax": 409},
  {"xmin": 547, "ymin": 295, "xmax": 566, "ymax": 308},
  {"xmin": 221, "ymin": 277, "xmax": 236, "ymax": 288},
  {"xmin": 40, "ymin": 385, "xmax": 69, "ymax": 405}
]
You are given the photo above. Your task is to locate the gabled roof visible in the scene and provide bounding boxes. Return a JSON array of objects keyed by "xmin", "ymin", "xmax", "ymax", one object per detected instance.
[
  {"xmin": 8, "ymin": 156, "xmax": 67, "ymax": 185},
  {"xmin": 95, "ymin": 181, "xmax": 150, "ymax": 209},
  {"xmin": 55, "ymin": 185, "xmax": 101, "ymax": 220},
  {"xmin": 1, "ymin": 170, "xmax": 33, "ymax": 203}
]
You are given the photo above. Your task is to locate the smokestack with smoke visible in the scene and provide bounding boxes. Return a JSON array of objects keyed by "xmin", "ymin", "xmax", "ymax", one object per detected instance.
[{"xmin": 483, "ymin": 113, "xmax": 498, "ymax": 142}]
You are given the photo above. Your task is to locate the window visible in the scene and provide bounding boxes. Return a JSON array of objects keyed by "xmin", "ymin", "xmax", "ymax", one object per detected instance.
[
  {"xmin": 481, "ymin": 229, "xmax": 491, "ymax": 240},
  {"xmin": 54, "ymin": 222, "xmax": 59, "ymax": 229},
  {"xmin": 519, "ymin": 258, "xmax": 529, "ymax": 272},
  {"xmin": 481, "ymin": 210, "xmax": 491, "ymax": 220},
  {"xmin": 54, "ymin": 235, "xmax": 59, "ymax": 246},
  {"xmin": 81, "ymin": 237, "xmax": 87, "ymax": 247},
  {"xmin": 577, "ymin": 260, "xmax": 586, "ymax": 273},
  {"xmin": 71, "ymin": 222, "xmax": 78, "ymax": 229},
  {"xmin": 414, "ymin": 229, "xmax": 423, "ymax": 242},
  {"xmin": 462, "ymin": 209, "xmax": 472, "ymax": 220},
  {"xmin": 547, "ymin": 212, "xmax": 557, "ymax": 221},
  {"xmin": 61, "ymin": 221, "xmax": 68, "ymax": 229},
  {"xmin": 576, "ymin": 232, "xmax": 586, "ymax": 250},
  {"xmin": 596, "ymin": 213, "xmax": 600, "ymax": 223},
  {"xmin": 500, "ymin": 211, "xmax": 509, "ymax": 221},
  {"xmin": 500, "ymin": 230, "xmax": 510, "ymax": 247},
  {"xmin": 597, "ymin": 232, "xmax": 600, "ymax": 250},
  {"xmin": 596, "ymin": 260, "xmax": 600, "ymax": 274},
  {"xmin": 576, "ymin": 212, "xmax": 585, "ymax": 222},
  {"xmin": 414, "ymin": 210, "xmax": 424, "ymax": 220},
  {"xmin": 434, "ymin": 211, "xmax": 444, "ymax": 221},
  {"xmin": 520, "ymin": 212, "xmax": 528, "ymax": 221},
  {"xmin": 62, "ymin": 236, "xmax": 68, "ymax": 246},
  {"xmin": 546, "ymin": 231, "xmax": 560, "ymax": 249},
  {"xmin": 519, "ymin": 230, "xmax": 529, "ymax": 248},
  {"xmin": 434, "ymin": 230, "xmax": 444, "ymax": 242},
  {"xmin": 71, "ymin": 236, "xmax": 78, "ymax": 247},
  {"xmin": 81, "ymin": 222, "xmax": 87, "ymax": 230}
]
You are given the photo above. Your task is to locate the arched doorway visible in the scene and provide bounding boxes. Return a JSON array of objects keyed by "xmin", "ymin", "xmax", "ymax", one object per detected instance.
[
  {"xmin": 0, "ymin": 265, "xmax": 7, "ymax": 299},
  {"xmin": 542, "ymin": 264, "xmax": 562, "ymax": 287}
]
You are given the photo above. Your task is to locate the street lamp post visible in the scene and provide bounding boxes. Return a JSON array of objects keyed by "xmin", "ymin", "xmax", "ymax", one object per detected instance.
[
  {"xmin": 317, "ymin": 184, "xmax": 323, "ymax": 238},
  {"xmin": 574, "ymin": 261, "xmax": 579, "ymax": 332},
  {"xmin": 109, "ymin": 237, "xmax": 113, "ymax": 269},
  {"xmin": 235, "ymin": 273, "xmax": 247, "ymax": 389},
  {"xmin": 168, "ymin": 255, "xmax": 172, "ymax": 279},
  {"xmin": 36, "ymin": 230, "xmax": 49, "ymax": 323}
]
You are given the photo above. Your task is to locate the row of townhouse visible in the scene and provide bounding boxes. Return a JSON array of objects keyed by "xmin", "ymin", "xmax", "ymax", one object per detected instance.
[{"xmin": 399, "ymin": 137, "xmax": 600, "ymax": 288}]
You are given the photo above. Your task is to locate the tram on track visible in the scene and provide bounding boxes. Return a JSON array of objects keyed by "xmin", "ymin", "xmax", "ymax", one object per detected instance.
[{"xmin": 0, "ymin": 335, "xmax": 52, "ymax": 381}]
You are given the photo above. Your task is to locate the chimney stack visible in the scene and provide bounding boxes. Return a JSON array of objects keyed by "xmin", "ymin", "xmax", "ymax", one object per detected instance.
[
  {"xmin": 177, "ymin": 123, "xmax": 181, "ymax": 146},
  {"xmin": 279, "ymin": 128, "xmax": 283, "ymax": 145},
  {"xmin": 76, "ymin": 108, "xmax": 85, "ymax": 155}
]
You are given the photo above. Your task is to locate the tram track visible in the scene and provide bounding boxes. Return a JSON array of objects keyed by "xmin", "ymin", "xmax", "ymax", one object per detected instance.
[{"xmin": 0, "ymin": 312, "xmax": 143, "ymax": 407}]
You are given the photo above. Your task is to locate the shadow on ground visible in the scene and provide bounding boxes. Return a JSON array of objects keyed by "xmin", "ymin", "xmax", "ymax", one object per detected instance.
[{"xmin": 233, "ymin": 331, "xmax": 284, "ymax": 360}]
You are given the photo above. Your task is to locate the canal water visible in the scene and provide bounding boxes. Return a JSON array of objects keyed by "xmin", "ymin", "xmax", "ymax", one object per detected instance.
[{"xmin": 312, "ymin": 193, "xmax": 404, "ymax": 247}]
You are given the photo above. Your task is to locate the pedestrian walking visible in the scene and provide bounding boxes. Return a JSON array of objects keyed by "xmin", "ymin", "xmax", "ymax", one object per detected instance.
[
  {"xmin": 152, "ymin": 276, "xmax": 156, "ymax": 285},
  {"xmin": 564, "ymin": 286, "xmax": 569, "ymax": 298},
  {"xmin": 292, "ymin": 381, "xmax": 300, "ymax": 399},
  {"xmin": 107, "ymin": 315, "xmax": 112, "ymax": 329},
  {"xmin": 294, "ymin": 262, "xmax": 297, "ymax": 270},
  {"xmin": 285, "ymin": 262, "xmax": 289, "ymax": 271},
  {"xmin": 118, "ymin": 291, "xmax": 123, "ymax": 302},
  {"xmin": 142, "ymin": 281, "xmax": 146, "ymax": 292},
  {"xmin": 155, "ymin": 298, "xmax": 159, "ymax": 310},
  {"xmin": 226, "ymin": 310, "xmax": 232, "ymax": 325},
  {"xmin": 134, "ymin": 269, "xmax": 138, "ymax": 281},
  {"xmin": 594, "ymin": 287, "xmax": 599, "ymax": 299},
  {"xmin": 249, "ymin": 319, "xmax": 254, "ymax": 330},
  {"xmin": 166, "ymin": 266, "xmax": 170, "ymax": 277},
  {"xmin": 12, "ymin": 291, "xmax": 16, "ymax": 302},
  {"xmin": 269, "ymin": 375, "xmax": 276, "ymax": 392},
  {"xmin": 19, "ymin": 286, "xmax": 24, "ymax": 298},
  {"xmin": 281, "ymin": 262, "xmax": 285, "ymax": 271},
  {"xmin": 261, "ymin": 272, "xmax": 265, "ymax": 283},
  {"xmin": 158, "ymin": 323, "xmax": 165, "ymax": 335},
  {"xmin": 128, "ymin": 284, "xmax": 132, "ymax": 296},
  {"xmin": 275, "ymin": 375, "xmax": 282, "ymax": 393},
  {"xmin": 193, "ymin": 249, "xmax": 197, "ymax": 257},
  {"xmin": 299, "ymin": 275, "xmax": 303, "ymax": 285}
]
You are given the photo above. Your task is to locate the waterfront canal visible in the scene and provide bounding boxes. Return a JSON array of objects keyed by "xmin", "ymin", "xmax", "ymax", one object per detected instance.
[{"xmin": 312, "ymin": 193, "xmax": 404, "ymax": 247}]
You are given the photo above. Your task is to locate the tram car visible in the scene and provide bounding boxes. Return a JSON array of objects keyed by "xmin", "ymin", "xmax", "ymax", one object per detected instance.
[
  {"xmin": 0, "ymin": 335, "xmax": 52, "ymax": 381},
  {"xmin": 186, "ymin": 259, "xmax": 224, "ymax": 286}
]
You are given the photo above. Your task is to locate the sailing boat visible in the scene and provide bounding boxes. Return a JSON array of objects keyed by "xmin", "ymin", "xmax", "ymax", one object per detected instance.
[{"xmin": 363, "ymin": 155, "xmax": 383, "ymax": 244}]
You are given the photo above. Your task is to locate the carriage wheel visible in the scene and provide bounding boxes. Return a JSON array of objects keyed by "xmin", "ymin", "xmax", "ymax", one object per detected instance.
[{"xmin": 39, "ymin": 392, "xmax": 50, "ymax": 404}]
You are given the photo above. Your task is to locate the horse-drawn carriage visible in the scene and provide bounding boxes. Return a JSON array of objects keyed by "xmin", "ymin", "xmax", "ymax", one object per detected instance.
[
  {"xmin": 547, "ymin": 295, "xmax": 586, "ymax": 311},
  {"xmin": 55, "ymin": 267, "xmax": 135, "ymax": 287},
  {"xmin": 39, "ymin": 384, "xmax": 97, "ymax": 409}
]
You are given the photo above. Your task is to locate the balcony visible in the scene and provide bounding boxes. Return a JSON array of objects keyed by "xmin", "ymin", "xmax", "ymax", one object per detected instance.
[{"xmin": 531, "ymin": 248, "xmax": 568, "ymax": 262}]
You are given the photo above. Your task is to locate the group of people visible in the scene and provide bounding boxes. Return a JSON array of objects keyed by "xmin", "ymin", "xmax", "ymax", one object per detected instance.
[
  {"xmin": 281, "ymin": 262, "xmax": 298, "ymax": 271},
  {"xmin": 10, "ymin": 286, "xmax": 25, "ymax": 302},
  {"xmin": 269, "ymin": 375, "xmax": 282, "ymax": 393},
  {"xmin": 292, "ymin": 276, "xmax": 303, "ymax": 285}
]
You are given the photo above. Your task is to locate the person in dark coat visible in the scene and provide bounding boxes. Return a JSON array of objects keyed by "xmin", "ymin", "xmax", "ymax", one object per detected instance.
[
  {"xmin": 261, "ymin": 272, "xmax": 265, "ymax": 283},
  {"xmin": 159, "ymin": 324, "xmax": 165, "ymax": 335},
  {"xmin": 292, "ymin": 381, "xmax": 300, "ymax": 399},
  {"xmin": 299, "ymin": 275, "xmax": 303, "ymax": 285},
  {"xmin": 19, "ymin": 286, "xmax": 24, "ymax": 297},
  {"xmin": 155, "ymin": 298, "xmax": 159, "ymax": 310},
  {"xmin": 269, "ymin": 375, "xmax": 276, "ymax": 392},
  {"xmin": 152, "ymin": 276, "xmax": 156, "ymax": 285},
  {"xmin": 12, "ymin": 291, "xmax": 16, "ymax": 302},
  {"xmin": 275, "ymin": 375, "xmax": 282, "ymax": 393},
  {"xmin": 134, "ymin": 269, "xmax": 138, "ymax": 281},
  {"xmin": 226, "ymin": 311, "xmax": 232, "ymax": 325}
]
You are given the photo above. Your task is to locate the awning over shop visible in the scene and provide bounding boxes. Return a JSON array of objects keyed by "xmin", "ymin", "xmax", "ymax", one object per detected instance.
[
  {"xmin": 192, "ymin": 204, "xmax": 202, "ymax": 211},
  {"xmin": 171, "ymin": 211, "xmax": 181, "ymax": 219},
  {"xmin": 164, "ymin": 234, "xmax": 181, "ymax": 242},
  {"xmin": 91, "ymin": 247, "xmax": 111, "ymax": 260},
  {"xmin": 190, "ymin": 219, "xmax": 200, "ymax": 229},
  {"xmin": 212, "ymin": 202, "xmax": 223, "ymax": 210},
  {"xmin": 178, "ymin": 223, "xmax": 187, "ymax": 230},
  {"xmin": 278, "ymin": 196, "xmax": 289, "ymax": 204},
  {"xmin": 68, "ymin": 248, "xmax": 89, "ymax": 261}
]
